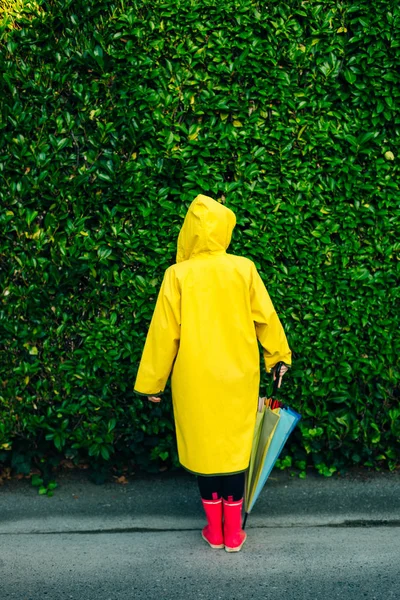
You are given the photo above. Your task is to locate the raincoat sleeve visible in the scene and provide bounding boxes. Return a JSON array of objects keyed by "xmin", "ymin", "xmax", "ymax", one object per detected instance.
[
  {"xmin": 249, "ymin": 262, "xmax": 292, "ymax": 374},
  {"xmin": 134, "ymin": 266, "xmax": 181, "ymax": 396}
]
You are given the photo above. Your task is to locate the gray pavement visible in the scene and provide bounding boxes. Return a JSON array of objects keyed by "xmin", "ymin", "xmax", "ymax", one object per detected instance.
[{"xmin": 0, "ymin": 468, "xmax": 399, "ymax": 599}]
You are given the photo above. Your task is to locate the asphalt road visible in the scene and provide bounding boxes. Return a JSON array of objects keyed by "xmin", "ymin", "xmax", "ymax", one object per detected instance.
[
  {"xmin": 1, "ymin": 469, "xmax": 399, "ymax": 599},
  {"xmin": 1, "ymin": 526, "xmax": 399, "ymax": 600}
]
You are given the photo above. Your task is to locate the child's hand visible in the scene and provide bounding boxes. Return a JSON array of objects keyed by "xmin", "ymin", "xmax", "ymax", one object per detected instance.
[
  {"xmin": 147, "ymin": 396, "xmax": 161, "ymax": 403},
  {"xmin": 273, "ymin": 364, "xmax": 289, "ymax": 389}
]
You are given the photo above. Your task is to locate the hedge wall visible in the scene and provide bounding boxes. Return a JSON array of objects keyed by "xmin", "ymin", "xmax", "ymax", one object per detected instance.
[{"xmin": 1, "ymin": 0, "xmax": 399, "ymax": 487}]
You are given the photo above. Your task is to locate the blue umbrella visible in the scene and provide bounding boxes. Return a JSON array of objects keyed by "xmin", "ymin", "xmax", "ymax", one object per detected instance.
[{"xmin": 243, "ymin": 362, "xmax": 301, "ymax": 528}]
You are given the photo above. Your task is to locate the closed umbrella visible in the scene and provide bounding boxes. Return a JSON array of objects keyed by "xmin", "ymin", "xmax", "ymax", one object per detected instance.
[{"xmin": 243, "ymin": 362, "xmax": 301, "ymax": 528}]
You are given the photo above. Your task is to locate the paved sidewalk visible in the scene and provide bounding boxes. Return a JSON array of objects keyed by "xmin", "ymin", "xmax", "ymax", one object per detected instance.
[
  {"xmin": 1, "ymin": 468, "xmax": 399, "ymax": 532},
  {"xmin": 0, "ymin": 468, "xmax": 399, "ymax": 599}
]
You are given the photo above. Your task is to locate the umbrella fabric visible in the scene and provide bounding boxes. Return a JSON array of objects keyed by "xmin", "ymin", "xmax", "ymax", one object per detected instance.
[
  {"xmin": 243, "ymin": 361, "xmax": 301, "ymax": 527},
  {"xmin": 245, "ymin": 405, "xmax": 301, "ymax": 515},
  {"xmin": 245, "ymin": 406, "xmax": 280, "ymax": 512}
]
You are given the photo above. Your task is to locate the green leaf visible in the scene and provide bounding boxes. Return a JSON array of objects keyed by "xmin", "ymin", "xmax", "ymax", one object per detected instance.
[
  {"xmin": 26, "ymin": 210, "xmax": 38, "ymax": 226},
  {"xmin": 101, "ymin": 446, "xmax": 110, "ymax": 460},
  {"xmin": 31, "ymin": 475, "xmax": 43, "ymax": 487},
  {"xmin": 344, "ymin": 69, "xmax": 356, "ymax": 84},
  {"xmin": 108, "ymin": 418, "xmax": 117, "ymax": 432}
]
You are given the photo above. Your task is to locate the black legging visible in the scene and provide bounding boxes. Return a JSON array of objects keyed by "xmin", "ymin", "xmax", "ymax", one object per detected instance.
[{"xmin": 197, "ymin": 472, "xmax": 245, "ymax": 501}]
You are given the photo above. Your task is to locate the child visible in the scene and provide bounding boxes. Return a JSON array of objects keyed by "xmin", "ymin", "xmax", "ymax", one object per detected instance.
[{"xmin": 134, "ymin": 194, "xmax": 292, "ymax": 552}]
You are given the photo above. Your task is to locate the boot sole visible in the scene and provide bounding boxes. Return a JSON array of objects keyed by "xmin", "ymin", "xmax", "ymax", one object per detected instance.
[
  {"xmin": 201, "ymin": 531, "xmax": 224, "ymax": 549},
  {"xmin": 224, "ymin": 535, "xmax": 247, "ymax": 552}
]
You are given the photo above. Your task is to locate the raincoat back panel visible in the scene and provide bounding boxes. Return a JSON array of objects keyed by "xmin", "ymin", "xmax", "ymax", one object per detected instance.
[{"xmin": 170, "ymin": 253, "xmax": 260, "ymax": 475}]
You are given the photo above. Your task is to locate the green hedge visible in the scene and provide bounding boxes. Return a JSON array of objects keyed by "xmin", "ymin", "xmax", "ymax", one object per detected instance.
[{"xmin": 1, "ymin": 0, "xmax": 399, "ymax": 487}]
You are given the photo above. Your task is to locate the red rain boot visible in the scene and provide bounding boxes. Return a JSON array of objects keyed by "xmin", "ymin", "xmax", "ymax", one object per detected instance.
[
  {"xmin": 223, "ymin": 497, "xmax": 247, "ymax": 552},
  {"xmin": 201, "ymin": 497, "xmax": 224, "ymax": 549}
]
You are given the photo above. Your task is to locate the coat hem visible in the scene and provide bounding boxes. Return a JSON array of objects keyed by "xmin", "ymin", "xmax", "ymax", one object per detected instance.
[{"xmin": 180, "ymin": 463, "xmax": 249, "ymax": 477}]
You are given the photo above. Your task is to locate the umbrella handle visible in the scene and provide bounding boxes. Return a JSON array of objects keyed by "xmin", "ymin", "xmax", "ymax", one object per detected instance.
[{"xmin": 271, "ymin": 361, "xmax": 284, "ymax": 398}]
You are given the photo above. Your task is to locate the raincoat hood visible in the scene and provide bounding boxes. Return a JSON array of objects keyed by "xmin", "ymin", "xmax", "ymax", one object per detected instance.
[{"xmin": 176, "ymin": 194, "xmax": 236, "ymax": 263}]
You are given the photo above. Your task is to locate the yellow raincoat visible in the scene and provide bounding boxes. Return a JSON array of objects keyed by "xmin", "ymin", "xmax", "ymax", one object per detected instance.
[{"xmin": 134, "ymin": 194, "xmax": 292, "ymax": 475}]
